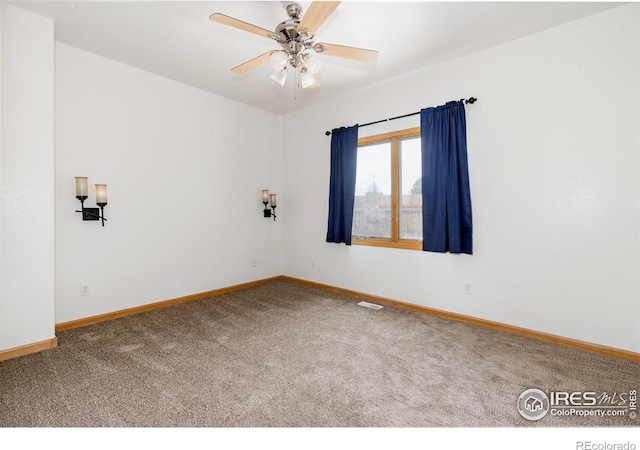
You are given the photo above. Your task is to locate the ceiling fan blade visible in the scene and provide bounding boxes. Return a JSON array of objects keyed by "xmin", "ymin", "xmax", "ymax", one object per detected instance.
[
  {"xmin": 297, "ymin": 1, "xmax": 341, "ymax": 36},
  {"xmin": 231, "ymin": 51, "xmax": 273, "ymax": 74},
  {"xmin": 209, "ymin": 13, "xmax": 274, "ymax": 40},
  {"xmin": 315, "ymin": 43, "xmax": 378, "ymax": 63}
]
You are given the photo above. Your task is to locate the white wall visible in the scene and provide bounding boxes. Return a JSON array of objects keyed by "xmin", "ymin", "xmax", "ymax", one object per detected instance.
[
  {"xmin": 0, "ymin": 5, "xmax": 55, "ymax": 350},
  {"xmin": 282, "ymin": 4, "xmax": 640, "ymax": 353},
  {"xmin": 55, "ymin": 44, "xmax": 283, "ymax": 324}
]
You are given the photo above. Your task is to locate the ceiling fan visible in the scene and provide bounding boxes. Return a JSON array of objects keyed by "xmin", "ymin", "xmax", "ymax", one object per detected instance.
[{"xmin": 209, "ymin": 1, "xmax": 378, "ymax": 89}]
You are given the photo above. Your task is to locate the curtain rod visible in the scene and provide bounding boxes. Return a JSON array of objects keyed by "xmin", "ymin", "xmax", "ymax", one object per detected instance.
[{"xmin": 324, "ymin": 97, "xmax": 478, "ymax": 136}]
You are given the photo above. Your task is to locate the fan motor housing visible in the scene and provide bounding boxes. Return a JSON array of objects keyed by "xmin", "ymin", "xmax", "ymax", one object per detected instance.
[{"xmin": 275, "ymin": 20, "xmax": 300, "ymax": 42}]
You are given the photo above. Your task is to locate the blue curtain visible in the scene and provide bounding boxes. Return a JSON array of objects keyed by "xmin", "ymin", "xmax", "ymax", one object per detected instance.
[
  {"xmin": 421, "ymin": 101, "xmax": 473, "ymax": 254},
  {"xmin": 326, "ymin": 124, "xmax": 359, "ymax": 245}
]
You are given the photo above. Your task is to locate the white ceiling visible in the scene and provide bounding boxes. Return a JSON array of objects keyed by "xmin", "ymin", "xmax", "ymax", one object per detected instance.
[{"xmin": 10, "ymin": 1, "xmax": 623, "ymax": 115}]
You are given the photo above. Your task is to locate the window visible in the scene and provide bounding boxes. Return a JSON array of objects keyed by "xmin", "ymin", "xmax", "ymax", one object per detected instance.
[{"xmin": 352, "ymin": 127, "xmax": 422, "ymax": 250}]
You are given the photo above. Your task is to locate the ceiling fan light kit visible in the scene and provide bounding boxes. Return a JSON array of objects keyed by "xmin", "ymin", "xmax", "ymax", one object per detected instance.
[{"xmin": 209, "ymin": 1, "xmax": 377, "ymax": 89}]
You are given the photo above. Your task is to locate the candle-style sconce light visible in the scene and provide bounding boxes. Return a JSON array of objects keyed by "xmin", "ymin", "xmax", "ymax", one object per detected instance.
[
  {"xmin": 75, "ymin": 176, "xmax": 108, "ymax": 226},
  {"xmin": 261, "ymin": 189, "xmax": 277, "ymax": 221}
]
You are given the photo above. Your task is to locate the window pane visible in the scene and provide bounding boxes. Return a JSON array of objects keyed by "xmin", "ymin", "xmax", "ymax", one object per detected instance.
[
  {"xmin": 353, "ymin": 142, "xmax": 391, "ymax": 238},
  {"xmin": 400, "ymin": 137, "xmax": 422, "ymax": 240}
]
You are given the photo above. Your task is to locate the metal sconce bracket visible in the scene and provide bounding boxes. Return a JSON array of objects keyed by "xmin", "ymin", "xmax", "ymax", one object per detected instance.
[
  {"xmin": 75, "ymin": 200, "xmax": 107, "ymax": 226},
  {"xmin": 263, "ymin": 203, "xmax": 277, "ymax": 221},
  {"xmin": 81, "ymin": 207, "xmax": 101, "ymax": 221},
  {"xmin": 75, "ymin": 177, "xmax": 108, "ymax": 226}
]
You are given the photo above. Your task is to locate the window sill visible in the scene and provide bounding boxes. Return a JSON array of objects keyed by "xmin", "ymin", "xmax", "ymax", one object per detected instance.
[{"xmin": 352, "ymin": 237, "xmax": 422, "ymax": 251}]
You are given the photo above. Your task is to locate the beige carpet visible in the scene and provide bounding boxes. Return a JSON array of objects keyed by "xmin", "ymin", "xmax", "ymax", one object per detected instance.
[{"xmin": 1, "ymin": 280, "xmax": 638, "ymax": 427}]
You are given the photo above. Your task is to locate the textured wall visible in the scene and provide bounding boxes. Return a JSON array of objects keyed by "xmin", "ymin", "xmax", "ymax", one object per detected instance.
[{"xmin": 0, "ymin": 5, "xmax": 55, "ymax": 350}]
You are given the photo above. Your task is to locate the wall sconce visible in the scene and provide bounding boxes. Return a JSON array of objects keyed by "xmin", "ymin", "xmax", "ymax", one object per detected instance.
[
  {"xmin": 75, "ymin": 176, "xmax": 108, "ymax": 226},
  {"xmin": 261, "ymin": 189, "xmax": 277, "ymax": 221}
]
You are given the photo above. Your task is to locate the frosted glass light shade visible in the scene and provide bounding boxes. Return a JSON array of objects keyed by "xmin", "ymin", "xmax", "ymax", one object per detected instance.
[
  {"xmin": 299, "ymin": 70, "xmax": 315, "ymax": 89},
  {"xmin": 270, "ymin": 51, "xmax": 288, "ymax": 70},
  {"xmin": 75, "ymin": 176, "xmax": 88, "ymax": 198},
  {"xmin": 305, "ymin": 54, "xmax": 321, "ymax": 74},
  {"xmin": 271, "ymin": 68, "xmax": 287, "ymax": 86},
  {"xmin": 269, "ymin": 194, "xmax": 277, "ymax": 207},
  {"xmin": 262, "ymin": 189, "xmax": 269, "ymax": 203},
  {"xmin": 95, "ymin": 184, "xmax": 108, "ymax": 205}
]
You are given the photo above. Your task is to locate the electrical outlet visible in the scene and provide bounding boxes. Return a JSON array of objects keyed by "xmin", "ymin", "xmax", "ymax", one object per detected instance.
[
  {"xmin": 252, "ymin": 259, "xmax": 258, "ymax": 268},
  {"xmin": 464, "ymin": 282, "xmax": 472, "ymax": 295},
  {"xmin": 80, "ymin": 285, "xmax": 90, "ymax": 296}
]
